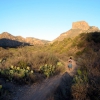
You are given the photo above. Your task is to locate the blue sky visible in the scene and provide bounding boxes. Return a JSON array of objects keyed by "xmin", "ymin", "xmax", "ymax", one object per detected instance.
[{"xmin": 0, "ymin": 0, "xmax": 100, "ymax": 41}]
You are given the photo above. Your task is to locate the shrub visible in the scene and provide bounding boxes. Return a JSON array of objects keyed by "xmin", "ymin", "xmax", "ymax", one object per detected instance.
[
  {"xmin": 86, "ymin": 32, "xmax": 100, "ymax": 43},
  {"xmin": 0, "ymin": 65, "xmax": 35, "ymax": 84},
  {"xmin": 40, "ymin": 64, "xmax": 56, "ymax": 78},
  {"xmin": 40, "ymin": 61, "xmax": 64, "ymax": 77},
  {"xmin": 75, "ymin": 51, "xmax": 83, "ymax": 56},
  {"xmin": 30, "ymin": 52, "xmax": 59, "ymax": 69},
  {"xmin": 17, "ymin": 61, "xmax": 28, "ymax": 69},
  {"xmin": 72, "ymin": 50, "xmax": 100, "ymax": 100}
]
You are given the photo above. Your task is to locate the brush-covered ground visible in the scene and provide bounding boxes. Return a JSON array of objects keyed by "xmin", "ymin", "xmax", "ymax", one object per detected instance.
[{"xmin": 0, "ymin": 32, "xmax": 100, "ymax": 100}]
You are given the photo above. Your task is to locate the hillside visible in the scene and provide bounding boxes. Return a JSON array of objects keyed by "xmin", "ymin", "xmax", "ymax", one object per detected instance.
[
  {"xmin": 0, "ymin": 31, "xmax": 100, "ymax": 100},
  {"xmin": 0, "ymin": 32, "xmax": 50, "ymax": 47},
  {"xmin": 0, "ymin": 21, "xmax": 99, "ymax": 48},
  {"xmin": 52, "ymin": 21, "xmax": 100, "ymax": 42},
  {"xmin": 0, "ymin": 21, "xmax": 100, "ymax": 100}
]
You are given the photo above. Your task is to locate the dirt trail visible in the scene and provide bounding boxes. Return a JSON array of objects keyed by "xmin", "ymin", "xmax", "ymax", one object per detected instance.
[{"xmin": 12, "ymin": 60, "xmax": 77, "ymax": 100}]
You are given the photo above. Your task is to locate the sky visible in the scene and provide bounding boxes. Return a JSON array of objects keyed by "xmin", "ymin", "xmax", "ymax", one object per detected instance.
[{"xmin": 0, "ymin": 0, "xmax": 100, "ymax": 41}]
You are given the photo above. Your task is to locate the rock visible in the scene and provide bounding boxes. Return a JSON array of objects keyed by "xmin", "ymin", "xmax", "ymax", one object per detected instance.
[{"xmin": 72, "ymin": 21, "xmax": 89, "ymax": 30}]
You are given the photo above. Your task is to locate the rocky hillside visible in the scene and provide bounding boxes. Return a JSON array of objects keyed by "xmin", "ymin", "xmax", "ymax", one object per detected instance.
[
  {"xmin": 0, "ymin": 21, "xmax": 99, "ymax": 47},
  {"xmin": 0, "ymin": 32, "xmax": 49, "ymax": 47},
  {"xmin": 25, "ymin": 37, "xmax": 46, "ymax": 45},
  {"xmin": 52, "ymin": 21, "xmax": 100, "ymax": 42}
]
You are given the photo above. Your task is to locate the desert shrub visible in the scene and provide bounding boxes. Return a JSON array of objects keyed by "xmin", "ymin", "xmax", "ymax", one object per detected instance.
[
  {"xmin": 17, "ymin": 61, "xmax": 28, "ymax": 69},
  {"xmin": 75, "ymin": 51, "xmax": 83, "ymax": 56},
  {"xmin": 0, "ymin": 65, "xmax": 35, "ymax": 84},
  {"xmin": 86, "ymin": 32, "xmax": 100, "ymax": 43},
  {"xmin": 0, "ymin": 49, "xmax": 8, "ymax": 58},
  {"xmin": 71, "ymin": 37, "xmax": 79, "ymax": 47},
  {"xmin": 55, "ymin": 61, "xmax": 65, "ymax": 74},
  {"xmin": 30, "ymin": 52, "xmax": 59, "ymax": 69},
  {"xmin": 40, "ymin": 64, "xmax": 56, "ymax": 78},
  {"xmin": 48, "ymin": 38, "xmax": 72, "ymax": 54},
  {"xmin": 72, "ymin": 50, "xmax": 100, "ymax": 100},
  {"xmin": 72, "ymin": 83, "xmax": 88, "ymax": 100},
  {"xmin": 75, "ymin": 47, "xmax": 91, "ymax": 57},
  {"xmin": 77, "ymin": 41, "xmax": 85, "ymax": 48},
  {"xmin": 79, "ymin": 33, "xmax": 85, "ymax": 37},
  {"xmin": 72, "ymin": 68, "xmax": 89, "ymax": 100},
  {"xmin": 73, "ymin": 69, "xmax": 88, "ymax": 84},
  {"xmin": 40, "ymin": 61, "xmax": 64, "ymax": 77},
  {"xmin": 0, "ymin": 47, "xmax": 65, "ymax": 84}
]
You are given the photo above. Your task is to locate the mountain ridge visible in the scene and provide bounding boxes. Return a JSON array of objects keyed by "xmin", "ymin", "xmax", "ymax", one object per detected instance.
[
  {"xmin": 52, "ymin": 21, "xmax": 100, "ymax": 42},
  {"xmin": 0, "ymin": 21, "xmax": 100, "ymax": 47},
  {"xmin": 0, "ymin": 32, "xmax": 50, "ymax": 47}
]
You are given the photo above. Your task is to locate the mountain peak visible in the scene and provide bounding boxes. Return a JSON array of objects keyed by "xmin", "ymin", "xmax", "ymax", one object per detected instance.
[
  {"xmin": 0, "ymin": 32, "xmax": 15, "ymax": 39},
  {"xmin": 72, "ymin": 21, "xmax": 89, "ymax": 30},
  {"xmin": 52, "ymin": 21, "xmax": 100, "ymax": 42},
  {"xmin": 1, "ymin": 32, "xmax": 12, "ymax": 36}
]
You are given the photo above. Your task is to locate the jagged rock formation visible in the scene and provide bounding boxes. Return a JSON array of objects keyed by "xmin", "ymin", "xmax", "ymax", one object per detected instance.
[
  {"xmin": 0, "ymin": 32, "xmax": 16, "ymax": 40},
  {"xmin": 0, "ymin": 32, "xmax": 49, "ymax": 47},
  {"xmin": 52, "ymin": 21, "xmax": 100, "ymax": 42}
]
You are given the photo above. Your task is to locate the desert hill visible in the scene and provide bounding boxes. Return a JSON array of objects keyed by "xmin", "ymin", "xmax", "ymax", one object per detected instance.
[
  {"xmin": 0, "ymin": 32, "xmax": 50, "ymax": 47},
  {"xmin": 52, "ymin": 21, "xmax": 100, "ymax": 42},
  {"xmin": 0, "ymin": 21, "xmax": 100, "ymax": 48}
]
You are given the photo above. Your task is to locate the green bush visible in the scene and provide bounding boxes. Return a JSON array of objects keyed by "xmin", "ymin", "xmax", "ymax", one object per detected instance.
[
  {"xmin": 75, "ymin": 51, "xmax": 83, "ymax": 56},
  {"xmin": 86, "ymin": 32, "xmax": 100, "ymax": 43},
  {"xmin": 39, "ymin": 61, "xmax": 64, "ymax": 78},
  {"xmin": 17, "ymin": 61, "xmax": 28, "ymax": 69},
  {"xmin": 40, "ymin": 64, "xmax": 56, "ymax": 78},
  {"xmin": 0, "ymin": 65, "xmax": 35, "ymax": 84},
  {"xmin": 73, "ymin": 69, "xmax": 88, "ymax": 84},
  {"xmin": 72, "ymin": 50, "xmax": 100, "ymax": 100}
]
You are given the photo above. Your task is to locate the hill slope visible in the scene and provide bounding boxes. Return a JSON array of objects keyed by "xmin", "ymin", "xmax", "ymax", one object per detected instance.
[
  {"xmin": 0, "ymin": 32, "xmax": 50, "ymax": 47},
  {"xmin": 52, "ymin": 21, "xmax": 100, "ymax": 42}
]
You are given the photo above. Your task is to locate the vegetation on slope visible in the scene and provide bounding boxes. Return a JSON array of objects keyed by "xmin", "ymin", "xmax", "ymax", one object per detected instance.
[
  {"xmin": 71, "ymin": 32, "xmax": 100, "ymax": 100},
  {"xmin": 0, "ymin": 31, "xmax": 100, "ymax": 100},
  {"xmin": 0, "ymin": 47, "xmax": 64, "ymax": 85},
  {"xmin": 46, "ymin": 31, "xmax": 100, "ymax": 100}
]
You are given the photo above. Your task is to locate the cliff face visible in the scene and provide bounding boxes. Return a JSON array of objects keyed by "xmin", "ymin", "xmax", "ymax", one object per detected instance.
[
  {"xmin": 52, "ymin": 21, "xmax": 100, "ymax": 42},
  {"xmin": 72, "ymin": 21, "xmax": 89, "ymax": 30}
]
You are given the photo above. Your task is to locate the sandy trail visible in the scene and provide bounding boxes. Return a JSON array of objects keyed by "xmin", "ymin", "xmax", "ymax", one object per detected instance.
[{"xmin": 12, "ymin": 60, "xmax": 77, "ymax": 100}]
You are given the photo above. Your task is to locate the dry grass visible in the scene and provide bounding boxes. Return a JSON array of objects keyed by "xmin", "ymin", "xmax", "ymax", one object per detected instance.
[
  {"xmin": 72, "ymin": 49, "xmax": 100, "ymax": 100},
  {"xmin": 0, "ymin": 47, "xmax": 65, "ymax": 84}
]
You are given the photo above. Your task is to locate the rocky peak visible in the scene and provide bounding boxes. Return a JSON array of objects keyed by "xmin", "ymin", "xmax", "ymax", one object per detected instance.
[
  {"xmin": 72, "ymin": 21, "xmax": 89, "ymax": 30},
  {"xmin": 52, "ymin": 21, "xmax": 100, "ymax": 42},
  {"xmin": 0, "ymin": 32, "xmax": 15, "ymax": 39},
  {"xmin": 1, "ymin": 32, "xmax": 12, "ymax": 36}
]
